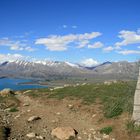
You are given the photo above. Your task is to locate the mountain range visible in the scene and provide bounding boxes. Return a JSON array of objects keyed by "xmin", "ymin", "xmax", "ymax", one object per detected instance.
[{"xmin": 0, "ymin": 60, "xmax": 139, "ymax": 81}]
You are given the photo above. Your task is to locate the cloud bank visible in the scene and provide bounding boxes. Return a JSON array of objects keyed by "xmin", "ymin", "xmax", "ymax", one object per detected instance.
[
  {"xmin": 35, "ymin": 32, "xmax": 102, "ymax": 51},
  {"xmin": 115, "ymin": 30, "xmax": 140, "ymax": 48},
  {"xmin": 117, "ymin": 50, "xmax": 140, "ymax": 55},
  {"xmin": 0, "ymin": 38, "xmax": 35, "ymax": 52}
]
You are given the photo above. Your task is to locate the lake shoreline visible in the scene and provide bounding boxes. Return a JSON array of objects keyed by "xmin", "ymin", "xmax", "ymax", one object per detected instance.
[{"xmin": 0, "ymin": 78, "xmax": 48, "ymax": 90}]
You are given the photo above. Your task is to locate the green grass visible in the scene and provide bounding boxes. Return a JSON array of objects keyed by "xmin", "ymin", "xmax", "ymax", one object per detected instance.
[
  {"xmin": 104, "ymin": 101, "xmax": 123, "ymax": 118},
  {"xmin": 126, "ymin": 120, "xmax": 140, "ymax": 133},
  {"xmin": 24, "ymin": 81, "xmax": 136, "ymax": 118},
  {"xmin": 48, "ymin": 81, "xmax": 136, "ymax": 118},
  {"xmin": 9, "ymin": 107, "xmax": 18, "ymax": 112},
  {"xmin": 100, "ymin": 126, "xmax": 113, "ymax": 135}
]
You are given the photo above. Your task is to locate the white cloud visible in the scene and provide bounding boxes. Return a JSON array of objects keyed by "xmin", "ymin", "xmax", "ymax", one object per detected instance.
[
  {"xmin": 0, "ymin": 38, "xmax": 12, "ymax": 47},
  {"xmin": 10, "ymin": 43, "xmax": 24, "ymax": 51},
  {"xmin": 115, "ymin": 29, "xmax": 140, "ymax": 48},
  {"xmin": 103, "ymin": 46, "xmax": 114, "ymax": 52},
  {"xmin": 10, "ymin": 45, "xmax": 35, "ymax": 52},
  {"xmin": 62, "ymin": 25, "xmax": 68, "ymax": 28},
  {"xmin": 35, "ymin": 32, "xmax": 101, "ymax": 51},
  {"xmin": 137, "ymin": 28, "xmax": 140, "ymax": 34},
  {"xmin": 0, "ymin": 38, "xmax": 35, "ymax": 52},
  {"xmin": 0, "ymin": 53, "xmax": 26, "ymax": 63},
  {"xmin": 24, "ymin": 47, "xmax": 35, "ymax": 52},
  {"xmin": 80, "ymin": 58, "xmax": 99, "ymax": 67},
  {"xmin": 72, "ymin": 25, "xmax": 77, "ymax": 29},
  {"xmin": 117, "ymin": 50, "xmax": 140, "ymax": 55},
  {"xmin": 77, "ymin": 40, "xmax": 89, "ymax": 48},
  {"xmin": 62, "ymin": 25, "xmax": 77, "ymax": 29},
  {"xmin": 88, "ymin": 41, "xmax": 103, "ymax": 49}
]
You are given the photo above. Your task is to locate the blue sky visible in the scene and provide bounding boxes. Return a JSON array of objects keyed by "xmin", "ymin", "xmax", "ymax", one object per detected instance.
[{"xmin": 0, "ymin": 0, "xmax": 140, "ymax": 66}]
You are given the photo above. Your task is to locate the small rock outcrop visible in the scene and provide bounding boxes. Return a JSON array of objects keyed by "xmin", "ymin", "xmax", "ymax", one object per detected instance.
[
  {"xmin": 104, "ymin": 80, "xmax": 117, "ymax": 85},
  {"xmin": 0, "ymin": 88, "xmax": 14, "ymax": 97},
  {"xmin": 23, "ymin": 103, "xmax": 30, "ymax": 106},
  {"xmin": 27, "ymin": 116, "xmax": 41, "ymax": 122},
  {"xmin": 51, "ymin": 127, "xmax": 77, "ymax": 140},
  {"xmin": 26, "ymin": 132, "xmax": 36, "ymax": 138}
]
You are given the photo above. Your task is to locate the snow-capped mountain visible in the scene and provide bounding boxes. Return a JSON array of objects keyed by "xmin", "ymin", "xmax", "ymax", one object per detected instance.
[
  {"xmin": 10, "ymin": 60, "xmax": 80, "ymax": 68},
  {"xmin": 0, "ymin": 60, "xmax": 139, "ymax": 80},
  {"xmin": 0, "ymin": 60, "xmax": 88, "ymax": 79}
]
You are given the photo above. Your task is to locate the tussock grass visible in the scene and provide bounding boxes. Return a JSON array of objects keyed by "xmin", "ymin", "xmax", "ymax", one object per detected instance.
[{"xmin": 126, "ymin": 120, "xmax": 140, "ymax": 133}]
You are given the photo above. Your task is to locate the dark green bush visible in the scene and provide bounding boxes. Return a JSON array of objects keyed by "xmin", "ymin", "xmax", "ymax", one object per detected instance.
[
  {"xmin": 100, "ymin": 126, "xmax": 113, "ymax": 134},
  {"xmin": 9, "ymin": 107, "xmax": 18, "ymax": 112}
]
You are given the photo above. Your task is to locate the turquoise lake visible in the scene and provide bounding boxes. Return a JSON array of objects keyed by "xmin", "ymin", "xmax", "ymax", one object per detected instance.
[{"xmin": 0, "ymin": 78, "xmax": 47, "ymax": 90}]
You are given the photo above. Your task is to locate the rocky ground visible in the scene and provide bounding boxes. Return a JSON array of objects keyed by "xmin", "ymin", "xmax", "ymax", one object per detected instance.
[{"xmin": 0, "ymin": 86, "xmax": 139, "ymax": 140}]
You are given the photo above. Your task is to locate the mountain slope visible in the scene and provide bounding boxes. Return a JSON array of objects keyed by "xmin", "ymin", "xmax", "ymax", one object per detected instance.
[
  {"xmin": 0, "ymin": 60, "xmax": 92, "ymax": 79},
  {"xmin": 0, "ymin": 60, "xmax": 139, "ymax": 80}
]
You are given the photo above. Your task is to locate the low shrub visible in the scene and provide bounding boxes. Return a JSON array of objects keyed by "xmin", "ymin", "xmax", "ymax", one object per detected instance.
[
  {"xmin": 9, "ymin": 107, "xmax": 18, "ymax": 112},
  {"xmin": 100, "ymin": 126, "xmax": 113, "ymax": 135}
]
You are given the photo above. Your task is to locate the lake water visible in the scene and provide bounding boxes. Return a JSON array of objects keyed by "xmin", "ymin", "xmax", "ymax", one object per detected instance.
[{"xmin": 0, "ymin": 78, "xmax": 47, "ymax": 90}]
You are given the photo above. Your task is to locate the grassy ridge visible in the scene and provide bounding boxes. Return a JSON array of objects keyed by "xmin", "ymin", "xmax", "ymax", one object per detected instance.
[
  {"xmin": 25, "ymin": 81, "xmax": 136, "ymax": 118},
  {"xmin": 48, "ymin": 81, "xmax": 136, "ymax": 118}
]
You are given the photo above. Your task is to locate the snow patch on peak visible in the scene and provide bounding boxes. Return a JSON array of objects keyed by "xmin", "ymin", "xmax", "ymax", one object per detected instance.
[
  {"xmin": 34, "ymin": 60, "xmax": 62, "ymax": 66},
  {"xmin": 35, "ymin": 61, "xmax": 47, "ymax": 65},
  {"xmin": 65, "ymin": 62, "xmax": 79, "ymax": 68},
  {"xmin": 6, "ymin": 60, "xmax": 80, "ymax": 68}
]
